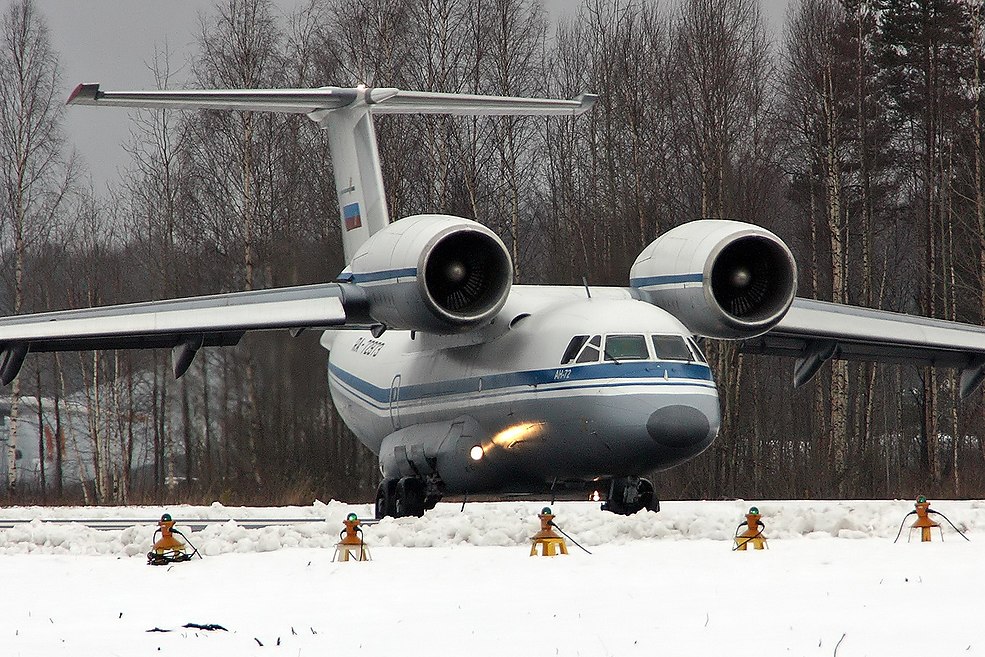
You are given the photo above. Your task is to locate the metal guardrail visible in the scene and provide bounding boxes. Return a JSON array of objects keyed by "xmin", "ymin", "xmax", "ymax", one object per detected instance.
[{"xmin": 0, "ymin": 517, "xmax": 334, "ymax": 531}]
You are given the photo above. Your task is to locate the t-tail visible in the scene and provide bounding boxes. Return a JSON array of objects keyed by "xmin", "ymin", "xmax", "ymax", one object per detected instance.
[{"xmin": 68, "ymin": 83, "xmax": 596, "ymax": 264}]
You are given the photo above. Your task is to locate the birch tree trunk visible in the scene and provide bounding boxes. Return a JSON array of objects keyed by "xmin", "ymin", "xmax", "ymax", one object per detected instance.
[{"xmin": 0, "ymin": 0, "xmax": 71, "ymax": 494}]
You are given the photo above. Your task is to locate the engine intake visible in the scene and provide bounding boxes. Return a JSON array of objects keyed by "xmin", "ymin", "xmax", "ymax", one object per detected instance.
[
  {"xmin": 631, "ymin": 220, "xmax": 797, "ymax": 339},
  {"xmin": 423, "ymin": 228, "xmax": 512, "ymax": 322},
  {"xmin": 348, "ymin": 215, "xmax": 513, "ymax": 333}
]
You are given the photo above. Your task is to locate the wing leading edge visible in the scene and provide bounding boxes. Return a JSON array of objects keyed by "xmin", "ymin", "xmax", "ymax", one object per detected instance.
[
  {"xmin": 739, "ymin": 298, "xmax": 985, "ymax": 398},
  {"xmin": 0, "ymin": 283, "xmax": 372, "ymax": 383}
]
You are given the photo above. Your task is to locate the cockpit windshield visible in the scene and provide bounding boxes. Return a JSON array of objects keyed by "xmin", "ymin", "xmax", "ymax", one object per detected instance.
[
  {"xmin": 560, "ymin": 335, "xmax": 589, "ymax": 364},
  {"xmin": 575, "ymin": 335, "xmax": 602, "ymax": 363},
  {"xmin": 687, "ymin": 337, "xmax": 707, "ymax": 363},
  {"xmin": 651, "ymin": 335, "xmax": 693, "ymax": 361},
  {"xmin": 604, "ymin": 335, "xmax": 649, "ymax": 360},
  {"xmin": 560, "ymin": 333, "xmax": 705, "ymax": 365}
]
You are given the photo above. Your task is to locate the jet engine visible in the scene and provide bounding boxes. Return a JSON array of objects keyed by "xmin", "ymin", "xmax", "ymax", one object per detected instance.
[
  {"xmin": 630, "ymin": 220, "xmax": 797, "ymax": 339},
  {"xmin": 346, "ymin": 214, "xmax": 513, "ymax": 333}
]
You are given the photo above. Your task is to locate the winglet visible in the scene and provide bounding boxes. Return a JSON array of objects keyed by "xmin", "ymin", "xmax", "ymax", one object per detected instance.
[{"xmin": 67, "ymin": 83, "xmax": 100, "ymax": 105}]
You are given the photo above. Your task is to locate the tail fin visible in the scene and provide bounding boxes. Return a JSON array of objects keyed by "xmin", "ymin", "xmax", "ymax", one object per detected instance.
[{"xmin": 69, "ymin": 84, "xmax": 596, "ymax": 263}]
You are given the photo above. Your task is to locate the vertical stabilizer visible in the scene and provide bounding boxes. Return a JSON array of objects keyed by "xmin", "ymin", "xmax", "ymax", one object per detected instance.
[{"xmin": 318, "ymin": 105, "xmax": 390, "ymax": 263}]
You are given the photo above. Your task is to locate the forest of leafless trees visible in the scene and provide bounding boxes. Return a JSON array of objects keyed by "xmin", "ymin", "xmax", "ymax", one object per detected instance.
[{"xmin": 2, "ymin": 0, "xmax": 985, "ymax": 504}]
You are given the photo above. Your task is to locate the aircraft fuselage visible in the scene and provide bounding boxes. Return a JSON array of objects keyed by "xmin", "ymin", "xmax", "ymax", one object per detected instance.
[{"xmin": 323, "ymin": 287, "xmax": 720, "ymax": 495}]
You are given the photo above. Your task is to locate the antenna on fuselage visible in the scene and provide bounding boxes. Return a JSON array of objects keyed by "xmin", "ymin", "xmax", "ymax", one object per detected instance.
[{"xmin": 582, "ymin": 276, "xmax": 592, "ymax": 299}]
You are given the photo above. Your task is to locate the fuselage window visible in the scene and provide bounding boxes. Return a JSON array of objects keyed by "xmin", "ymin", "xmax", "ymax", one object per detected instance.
[
  {"xmin": 575, "ymin": 335, "xmax": 602, "ymax": 363},
  {"xmin": 604, "ymin": 334, "xmax": 649, "ymax": 360},
  {"xmin": 651, "ymin": 335, "xmax": 693, "ymax": 361},
  {"xmin": 561, "ymin": 335, "xmax": 589, "ymax": 364},
  {"xmin": 686, "ymin": 337, "xmax": 707, "ymax": 363}
]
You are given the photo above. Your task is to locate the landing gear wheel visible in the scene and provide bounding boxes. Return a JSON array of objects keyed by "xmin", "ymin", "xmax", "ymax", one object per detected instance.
[
  {"xmin": 375, "ymin": 479, "xmax": 397, "ymax": 519},
  {"xmin": 637, "ymin": 478, "xmax": 657, "ymax": 512},
  {"xmin": 395, "ymin": 477, "xmax": 427, "ymax": 517},
  {"xmin": 423, "ymin": 493, "xmax": 441, "ymax": 511},
  {"xmin": 601, "ymin": 477, "xmax": 658, "ymax": 515}
]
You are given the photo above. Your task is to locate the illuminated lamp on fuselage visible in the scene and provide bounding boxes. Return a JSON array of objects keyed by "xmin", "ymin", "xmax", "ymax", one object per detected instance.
[{"xmin": 490, "ymin": 422, "xmax": 546, "ymax": 451}]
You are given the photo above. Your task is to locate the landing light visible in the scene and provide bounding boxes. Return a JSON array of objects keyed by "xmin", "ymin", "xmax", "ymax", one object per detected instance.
[
  {"xmin": 491, "ymin": 421, "xmax": 546, "ymax": 449},
  {"xmin": 470, "ymin": 445, "xmax": 484, "ymax": 461},
  {"xmin": 591, "ymin": 490, "xmax": 600, "ymax": 502}
]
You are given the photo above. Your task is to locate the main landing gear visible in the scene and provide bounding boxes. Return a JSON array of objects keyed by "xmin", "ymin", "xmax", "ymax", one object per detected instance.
[
  {"xmin": 375, "ymin": 477, "xmax": 441, "ymax": 519},
  {"xmin": 601, "ymin": 476, "xmax": 658, "ymax": 515}
]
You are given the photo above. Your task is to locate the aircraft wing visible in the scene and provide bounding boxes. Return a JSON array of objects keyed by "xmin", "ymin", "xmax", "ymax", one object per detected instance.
[
  {"xmin": 739, "ymin": 297, "xmax": 985, "ymax": 398},
  {"xmin": 0, "ymin": 283, "xmax": 372, "ymax": 383},
  {"xmin": 67, "ymin": 84, "xmax": 596, "ymax": 116}
]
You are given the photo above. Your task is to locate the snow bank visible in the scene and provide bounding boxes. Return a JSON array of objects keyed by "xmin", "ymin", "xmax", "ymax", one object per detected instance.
[{"xmin": 1, "ymin": 498, "xmax": 982, "ymax": 556}]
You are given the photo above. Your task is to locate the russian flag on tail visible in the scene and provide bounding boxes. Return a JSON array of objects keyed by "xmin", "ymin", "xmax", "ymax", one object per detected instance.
[{"xmin": 343, "ymin": 203, "xmax": 362, "ymax": 231}]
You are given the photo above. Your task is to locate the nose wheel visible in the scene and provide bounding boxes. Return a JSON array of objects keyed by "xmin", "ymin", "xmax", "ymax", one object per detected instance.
[{"xmin": 601, "ymin": 476, "xmax": 658, "ymax": 515}]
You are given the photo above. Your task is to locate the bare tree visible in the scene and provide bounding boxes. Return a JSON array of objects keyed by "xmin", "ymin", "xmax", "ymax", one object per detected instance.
[
  {"xmin": 671, "ymin": 0, "xmax": 773, "ymax": 494},
  {"xmin": 0, "ymin": 0, "xmax": 74, "ymax": 493}
]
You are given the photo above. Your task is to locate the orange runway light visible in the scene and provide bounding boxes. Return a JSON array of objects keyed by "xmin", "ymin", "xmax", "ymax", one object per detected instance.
[
  {"xmin": 333, "ymin": 513, "xmax": 372, "ymax": 562},
  {"xmin": 530, "ymin": 507, "xmax": 568, "ymax": 557},
  {"xmin": 147, "ymin": 513, "xmax": 194, "ymax": 565},
  {"xmin": 734, "ymin": 507, "xmax": 768, "ymax": 551},
  {"xmin": 910, "ymin": 496, "xmax": 942, "ymax": 543}
]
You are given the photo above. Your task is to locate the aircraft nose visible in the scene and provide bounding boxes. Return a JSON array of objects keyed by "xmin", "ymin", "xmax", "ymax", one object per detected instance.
[{"xmin": 646, "ymin": 405, "xmax": 712, "ymax": 449}]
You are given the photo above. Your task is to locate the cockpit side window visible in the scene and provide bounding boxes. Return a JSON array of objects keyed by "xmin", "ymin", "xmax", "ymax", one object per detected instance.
[
  {"xmin": 575, "ymin": 335, "xmax": 602, "ymax": 363},
  {"xmin": 686, "ymin": 337, "xmax": 707, "ymax": 363},
  {"xmin": 604, "ymin": 334, "xmax": 649, "ymax": 360},
  {"xmin": 651, "ymin": 335, "xmax": 693, "ymax": 361},
  {"xmin": 561, "ymin": 335, "xmax": 589, "ymax": 364}
]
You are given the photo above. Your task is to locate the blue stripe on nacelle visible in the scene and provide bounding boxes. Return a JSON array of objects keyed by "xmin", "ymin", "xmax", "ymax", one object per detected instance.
[
  {"xmin": 329, "ymin": 360, "xmax": 714, "ymax": 406},
  {"xmin": 349, "ymin": 267, "xmax": 418, "ymax": 283},
  {"xmin": 630, "ymin": 273, "xmax": 703, "ymax": 288}
]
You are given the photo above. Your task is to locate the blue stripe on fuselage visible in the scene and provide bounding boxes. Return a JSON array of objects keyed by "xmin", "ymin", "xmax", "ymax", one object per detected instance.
[
  {"xmin": 630, "ymin": 273, "xmax": 703, "ymax": 288},
  {"xmin": 349, "ymin": 268, "xmax": 417, "ymax": 283},
  {"xmin": 329, "ymin": 360, "xmax": 714, "ymax": 406}
]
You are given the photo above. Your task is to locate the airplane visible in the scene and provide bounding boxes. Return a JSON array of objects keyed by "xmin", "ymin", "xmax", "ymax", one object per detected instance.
[{"xmin": 2, "ymin": 82, "xmax": 985, "ymax": 518}]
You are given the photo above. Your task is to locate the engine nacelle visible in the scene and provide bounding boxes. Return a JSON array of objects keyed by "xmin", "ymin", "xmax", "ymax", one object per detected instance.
[
  {"xmin": 630, "ymin": 220, "xmax": 797, "ymax": 339},
  {"xmin": 346, "ymin": 214, "xmax": 513, "ymax": 333}
]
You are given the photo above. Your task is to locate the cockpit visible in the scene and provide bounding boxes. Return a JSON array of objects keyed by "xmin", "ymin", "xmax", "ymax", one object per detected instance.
[{"xmin": 559, "ymin": 333, "xmax": 707, "ymax": 365}]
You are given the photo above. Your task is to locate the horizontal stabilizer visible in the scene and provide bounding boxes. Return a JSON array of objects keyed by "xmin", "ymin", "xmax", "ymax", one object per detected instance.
[
  {"xmin": 367, "ymin": 90, "xmax": 596, "ymax": 116},
  {"xmin": 67, "ymin": 83, "xmax": 358, "ymax": 113},
  {"xmin": 67, "ymin": 83, "xmax": 596, "ymax": 117}
]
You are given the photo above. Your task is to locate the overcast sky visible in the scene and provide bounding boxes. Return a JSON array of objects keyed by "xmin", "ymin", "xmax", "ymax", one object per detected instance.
[{"xmin": 36, "ymin": 0, "xmax": 788, "ymax": 192}]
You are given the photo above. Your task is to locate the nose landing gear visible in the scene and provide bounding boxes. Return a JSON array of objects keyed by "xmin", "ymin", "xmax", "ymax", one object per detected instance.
[
  {"xmin": 375, "ymin": 477, "xmax": 442, "ymax": 519},
  {"xmin": 601, "ymin": 476, "xmax": 658, "ymax": 515}
]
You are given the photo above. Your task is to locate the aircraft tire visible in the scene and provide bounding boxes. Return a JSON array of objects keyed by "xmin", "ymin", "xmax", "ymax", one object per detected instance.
[
  {"xmin": 375, "ymin": 479, "xmax": 398, "ymax": 519},
  {"xmin": 395, "ymin": 477, "xmax": 426, "ymax": 517},
  {"xmin": 637, "ymin": 478, "xmax": 657, "ymax": 512},
  {"xmin": 423, "ymin": 493, "xmax": 441, "ymax": 511},
  {"xmin": 601, "ymin": 477, "xmax": 658, "ymax": 515}
]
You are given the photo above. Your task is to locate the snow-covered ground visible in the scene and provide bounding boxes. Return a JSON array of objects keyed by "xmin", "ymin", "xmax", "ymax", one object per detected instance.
[{"xmin": 2, "ymin": 499, "xmax": 983, "ymax": 656}]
